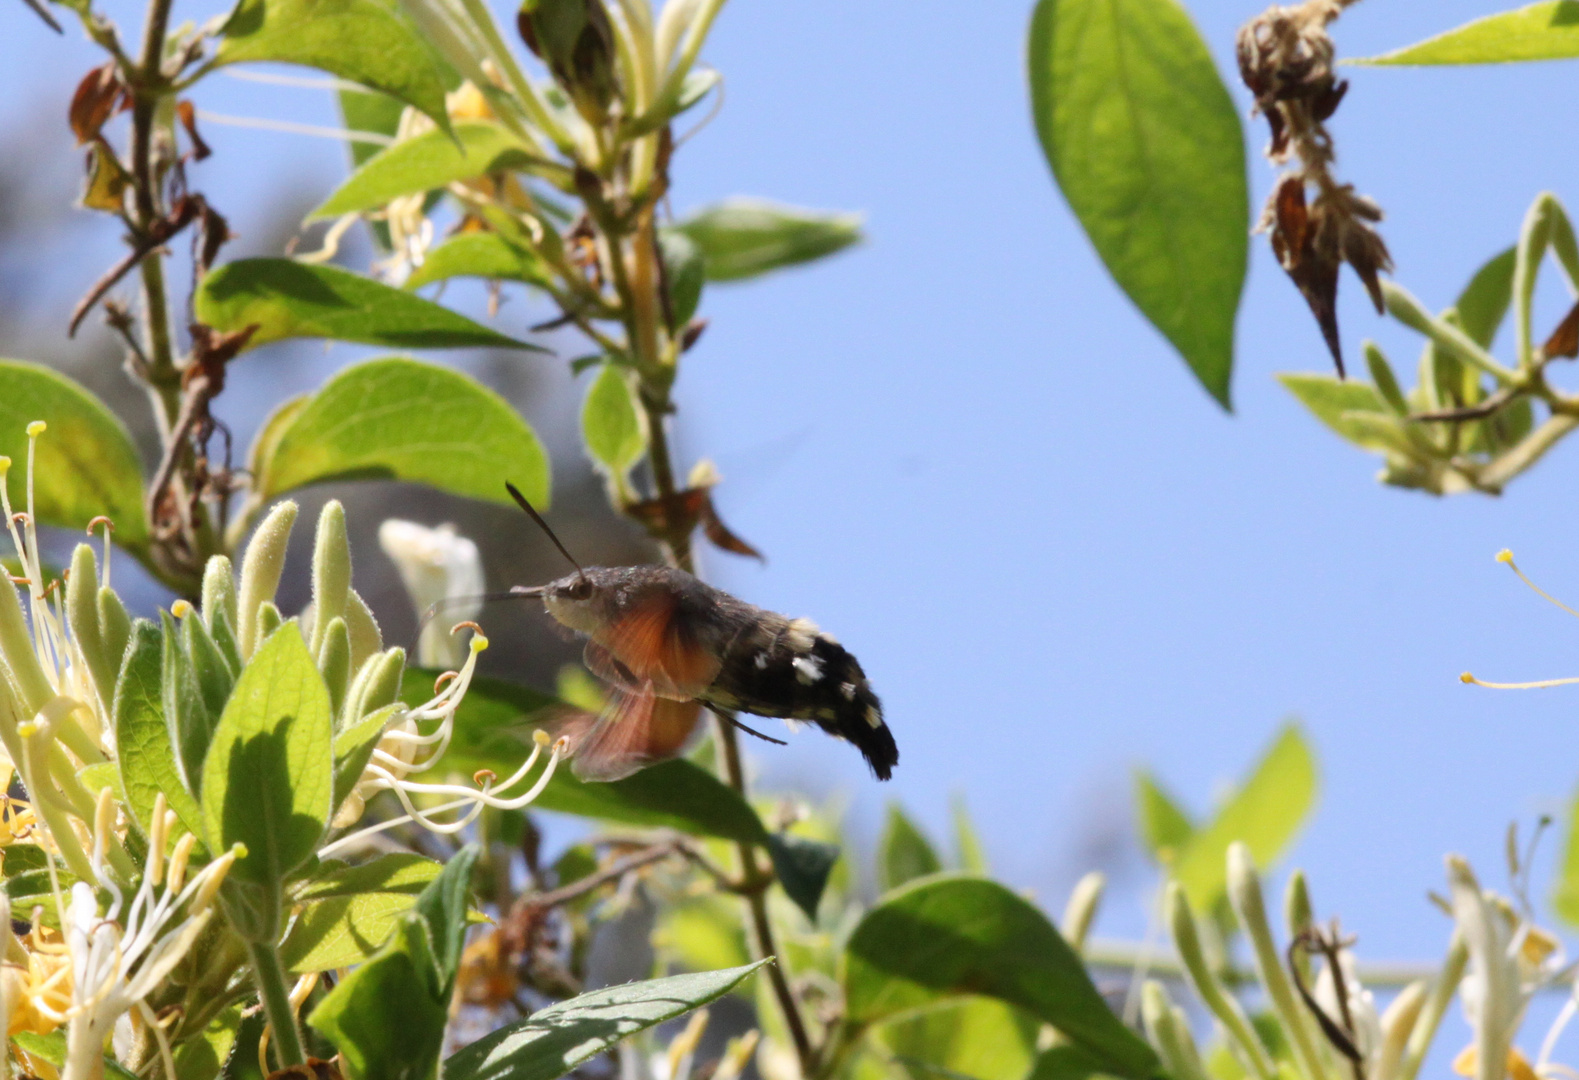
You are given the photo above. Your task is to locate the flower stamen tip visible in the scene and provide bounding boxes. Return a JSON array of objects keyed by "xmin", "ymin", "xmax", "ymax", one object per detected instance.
[
  {"xmin": 472, "ymin": 634, "xmax": 489, "ymax": 652},
  {"xmin": 1461, "ymin": 671, "xmax": 1476, "ymax": 683},
  {"xmin": 533, "ymin": 729, "xmax": 551, "ymax": 747},
  {"xmin": 170, "ymin": 599, "xmax": 193, "ymax": 619},
  {"xmin": 1497, "ymin": 548, "xmax": 1515, "ymax": 563},
  {"xmin": 25, "ymin": 421, "xmax": 45, "ymax": 438}
]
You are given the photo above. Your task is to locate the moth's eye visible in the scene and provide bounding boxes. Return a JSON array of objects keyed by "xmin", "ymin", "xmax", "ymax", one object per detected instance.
[{"xmin": 566, "ymin": 577, "xmax": 593, "ymax": 600}]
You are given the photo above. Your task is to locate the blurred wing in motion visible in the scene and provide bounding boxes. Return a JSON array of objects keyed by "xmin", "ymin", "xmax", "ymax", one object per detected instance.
[
  {"xmin": 598, "ymin": 589, "xmax": 721, "ymax": 700},
  {"xmin": 561, "ymin": 682, "xmax": 706, "ymax": 783}
]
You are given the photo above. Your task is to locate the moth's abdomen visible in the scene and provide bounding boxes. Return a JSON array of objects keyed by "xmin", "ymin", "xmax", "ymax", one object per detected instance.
[{"xmin": 704, "ymin": 618, "xmax": 898, "ymax": 781}]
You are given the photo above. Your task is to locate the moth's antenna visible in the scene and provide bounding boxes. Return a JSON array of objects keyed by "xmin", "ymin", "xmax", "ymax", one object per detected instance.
[{"xmin": 505, "ymin": 481, "xmax": 585, "ymax": 577}]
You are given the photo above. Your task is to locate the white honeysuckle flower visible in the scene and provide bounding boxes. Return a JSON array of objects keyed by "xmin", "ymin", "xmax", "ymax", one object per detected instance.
[
  {"xmin": 323, "ymin": 633, "xmax": 568, "ymax": 853},
  {"xmin": 1313, "ymin": 945, "xmax": 1383, "ymax": 1068},
  {"xmin": 61, "ymin": 791, "xmax": 240, "ymax": 1080},
  {"xmin": 1448, "ymin": 856, "xmax": 1569, "ymax": 1080},
  {"xmin": 378, "ymin": 519, "xmax": 485, "ymax": 668}
]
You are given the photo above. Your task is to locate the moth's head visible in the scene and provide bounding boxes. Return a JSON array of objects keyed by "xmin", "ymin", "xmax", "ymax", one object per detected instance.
[{"xmin": 538, "ymin": 570, "xmax": 607, "ymax": 634}]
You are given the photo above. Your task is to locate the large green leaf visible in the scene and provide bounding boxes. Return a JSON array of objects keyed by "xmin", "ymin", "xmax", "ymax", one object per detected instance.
[
  {"xmin": 114, "ymin": 621, "xmax": 204, "ymax": 839},
  {"xmin": 1170, "ymin": 721, "xmax": 1318, "ymax": 912},
  {"xmin": 309, "ymin": 847, "xmax": 480, "ymax": 1080},
  {"xmin": 879, "ymin": 803, "xmax": 942, "ymax": 891},
  {"xmin": 201, "ymin": 623, "xmax": 333, "ymax": 890},
  {"xmin": 443, "ymin": 963, "xmax": 770, "ymax": 1080},
  {"xmin": 1357, "ymin": 2, "xmax": 1579, "ymax": 65},
  {"xmin": 879, "ymin": 998, "xmax": 1040, "ymax": 1080},
  {"xmin": 256, "ymin": 357, "xmax": 551, "ymax": 508},
  {"xmin": 282, "ymin": 853, "xmax": 441, "ymax": 973},
  {"xmin": 1028, "ymin": 0, "xmax": 1248, "ymax": 408},
  {"xmin": 673, "ymin": 199, "xmax": 863, "ymax": 282},
  {"xmin": 406, "ymin": 670, "xmax": 767, "ymax": 844},
  {"xmin": 195, "ymin": 259, "xmax": 535, "ymax": 353},
  {"xmin": 0, "ymin": 361, "xmax": 147, "ymax": 549},
  {"xmin": 844, "ymin": 875, "xmax": 1158, "ymax": 1079},
  {"xmin": 407, "ymin": 232, "xmax": 553, "ymax": 290},
  {"xmin": 314, "ymin": 122, "xmax": 547, "ymax": 218},
  {"xmin": 216, "ymin": 0, "xmax": 451, "ymax": 129}
]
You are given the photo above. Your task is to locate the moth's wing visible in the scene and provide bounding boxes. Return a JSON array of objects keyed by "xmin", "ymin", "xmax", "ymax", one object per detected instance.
[
  {"xmin": 598, "ymin": 588, "xmax": 721, "ymax": 701},
  {"xmin": 583, "ymin": 640, "xmax": 643, "ymax": 693},
  {"xmin": 569, "ymin": 682, "xmax": 705, "ymax": 783}
]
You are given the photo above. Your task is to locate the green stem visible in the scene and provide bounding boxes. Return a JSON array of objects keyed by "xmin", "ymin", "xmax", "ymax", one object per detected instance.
[
  {"xmin": 248, "ymin": 940, "xmax": 307, "ymax": 1069},
  {"xmin": 1477, "ymin": 410, "xmax": 1579, "ymax": 491}
]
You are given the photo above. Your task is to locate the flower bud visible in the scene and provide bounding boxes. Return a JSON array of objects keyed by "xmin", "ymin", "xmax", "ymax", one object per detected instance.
[
  {"xmin": 378, "ymin": 520, "xmax": 482, "ymax": 668},
  {"xmin": 346, "ymin": 588, "xmax": 383, "ymax": 673},
  {"xmin": 238, "ymin": 501, "xmax": 298, "ymax": 658},
  {"xmin": 1167, "ymin": 881, "xmax": 1275, "ymax": 1080},
  {"xmin": 1060, "ymin": 871, "xmax": 1104, "ymax": 953},
  {"xmin": 319, "ymin": 617, "xmax": 351, "ymax": 720},
  {"xmin": 67, "ymin": 543, "xmax": 114, "ymax": 710},
  {"xmin": 517, "ymin": 0, "xmax": 620, "ymax": 121},
  {"xmin": 311, "ymin": 501, "xmax": 351, "ymax": 656},
  {"xmin": 0, "ymin": 576, "xmax": 51, "ymax": 713},
  {"xmin": 346, "ymin": 647, "xmax": 406, "ymax": 724},
  {"xmin": 201, "ymin": 554, "xmax": 238, "ymax": 634}
]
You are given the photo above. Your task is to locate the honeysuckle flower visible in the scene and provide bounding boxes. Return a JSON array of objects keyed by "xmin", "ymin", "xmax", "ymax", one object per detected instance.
[
  {"xmin": 1447, "ymin": 856, "xmax": 1569, "ymax": 1080},
  {"xmin": 323, "ymin": 633, "xmax": 567, "ymax": 853},
  {"xmin": 378, "ymin": 519, "xmax": 485, "ymax": 668},
  {"xmin": 1312, "ymin": 943, "xmax": 1384, "ymax": 1067},
  {"xmin": 61, "ymin": 790, "xmax": 241, "ymax": 1080}
]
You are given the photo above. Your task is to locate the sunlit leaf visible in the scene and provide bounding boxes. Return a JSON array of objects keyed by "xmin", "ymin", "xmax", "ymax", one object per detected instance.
[
  {"xmin": 845, "ymin": 875, "xmax": 1157, "ymax": 1078},
  {"xmin": 256, "ymin": 357, "xmax": 551, "ymax": 508},
  {"xmin": 216, "ymin": 0, "xmax": 451, "ymax": 129},
  {"xmin": 1171, "ymin": 721, "xmax": 1318, "ymax": 912},
  {"xmin": 1357, "ymin": 2, "xmax": 1579, "ymax": 65},
  {"xmin": 444, "ymin": 963, "xmax": 770, "ymax": 1080},
  {"xmin": 582, "ymin": 364, "xmax": 646, "ymax": 474},
  {"xmin": 195, "ymin": 259, "xmax": 536, "ymax": 353},
  {"xmin": 115, "ymin": 622, "xmax": 204, "ymax": 839},
  {"xmin": 880, "ymin": 998, "xmax": 1040, "ymax": 1080},
  {"xmin": 1278, "ymin": 373, "xmax": 1400, "ymax": 453},
  {"xmin": 406, "ymin": 232, "xmax": 553, "ymax": 290},
  {"xmin": 674, "ymin": 199, "xmax": 863, "ymax": 282},
  {"xmin": 0, "ymin": 361, "xmax": 147, "ymax": 550},
  {"xmin": 313, "ymin": 122, "xmax": 549, "ymax": 218},
  {"xmin": 1028, "ymin": 0, "xmax": 1248, "ymax": 407},
  {"xmin": 1133, "ymin": 769, "xmax": 1194, "ymax": 863}
]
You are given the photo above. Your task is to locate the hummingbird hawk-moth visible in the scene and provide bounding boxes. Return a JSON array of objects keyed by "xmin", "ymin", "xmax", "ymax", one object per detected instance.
[{"xmin": 505, "ymin": 483, "xmax": 898, "ymax": 784}]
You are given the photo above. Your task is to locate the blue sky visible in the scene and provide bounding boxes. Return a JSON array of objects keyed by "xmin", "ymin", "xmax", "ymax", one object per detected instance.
[{"xmin": 5, "ymin": 0, "xmax": 1579, "ymax": 981}]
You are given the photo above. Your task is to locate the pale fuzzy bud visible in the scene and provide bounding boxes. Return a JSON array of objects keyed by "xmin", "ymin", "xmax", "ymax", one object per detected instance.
[
  {"xmin": 66, "ymin": 544, "xmax": 112, "ymax": 712},
  {"xmin": 1228, "ymin": 843, "xmax": 1329, "ymax": 1080},
  {"xmin": 345, "ymin": 589, "xmax": 383, "ymax": 673},
  {"xmin": 1447, "ymin": 856, "xmax": 1521, "ymax": 1080},
  {"xmin": 255, "ymin": 601, "xmax": 283, "ymax": 645},
  {"xmin": 1142, "ymin": 980, "xmax": 1208, "ymax": 1080},
  {"xmin": 318, "ymin": 617, "xmax": 351, "ymax": 720},
  {"xmin": 1167, "ymin": 881, "xmax": 1276, "ymax": 1080},
  {"xmin": 238, "ymin": 501, "xmax": 298, "ymax": 659},
  {"xmin": 1373, "ymin": 980, "xmax": 1427, "ymax": 1080},
  {"xmin": 345, "ymin": 647, "xmax": 406, "ymax": 724},
  {"xmin": 0, "ymin": 576, "xmax": 51, "ymax": 713},
  {"xmin": 377, "ymin": 520, "xmax": 483, "ymax": 668},
  {"xmin": 97, "ymin": 587, "xmax": 131, "ymax": 671},
  {"xmin": 201, "ymin": 555, "xmax": 238, "ymax": 634},
  {"xmin": 311, "ymin": 501, "xmax": 352, "ymax": 656},
  {"xmin": 1060, "ymin": 871, "xmax": 1104, "ymax": 953}
]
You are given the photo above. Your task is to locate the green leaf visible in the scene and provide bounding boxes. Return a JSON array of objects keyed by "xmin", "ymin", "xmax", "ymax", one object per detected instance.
[
  {"xmin": 201, "ymin": 623, "xmax": 334, "ymax": 890},
  {"xmin": 283, "ymin": 853, "xmax": 442, "ymax": 973},
  {"xmin": 13, "ymin": 1031, "xmax": 138, "ymax": 1080},
  {"xmin": 407, "ymin": 670, "xmax": 769, "ymax": 844},
  {"xmin": 0, "ymin": 361, "xmax": 147, "ymax": 550},
  {"xmin": 880, "ymin": 998, "xmax": 1040, "ymax": 1080},
  {"xmin": 1552, "ymin": 782, "xmax": 1579, "ymax": 926},
  {"xmin": 114, "ymin": 621, "xmax": 204, "ymax": 838},
  {"xmin": 309, "ymin": 845, "xmax": 481, "ymax": 1080},
  {"xmin": 659, "ymin": 229, "xmax": 705, "ymax": 325},
  {"xmin": 581, "ymin": 364, "xmax": 646, "ymax": 474},
  {"xmin": 1028, "ymin": 0, "xmax": 1248, "ymax": 408},
  {"xmin": 195, "ymin": 259, "xmax": 536, "ymax": 353},
  {"xmin": 844, "ymin": 875, "xmax": 1157, "ymax": 1079},
  {"xmin": 406, "ymin": 232, "xmax": 553, "ymax": 290},
  {"xmin": 311, "ymin": 915, "xmax": 450, "ymax": 1080},
  {"xmin": 162, "ymin": 611, "xmax": 214, "ymax": 797},
  {"xmin": 216, "ymin": 0, "xmax": 451, "ymax": 129},
  {"xmin": 1456, "ymin": 247, "xmax": 1518, "ymax": 349},
  {"xmin": 333, "ymin": 703, "xmax": 399, "ymax": 815},
  {"xmin": 257, "ymin": 357, "xmax": 551, "ymax": 508},
  {"xmin": 952, "ymin": 797, "xmax": 989, "ymax": 874},
  {"xmin": 1133, "ymin": 770, "xmax": 1194, "ymax": 863},
  {"xmin": 314, "ymin": 122, "xmax": 550, "ymax": 218},
  {"xmin": 341, "ymin": 87, "xmax": 407, "ymax": 171},
  {"xmin": 1027, "ymin": 1044, "xmax": 1121, "ymax": 1080},
  {"xmin": 172, "ymin": 1005, "xmax": 244, "ymax": 1080},
  {"xmin": 766, "ymin": 832, "xmax": 840, "ymax": 923},
  {"xmin": 1171, "ymin": 721, "xmax": 1318, "ymax": 912},
  {"xmin": 443, "ymin": 963, "xmax": 771, "ymax": 1080},
  {"xmin": 1277, "ymin": 373, "xmax": 1399, "ymax": 452},
  {"xmin": 1356, "ymin": 2, "xmax": 1579, "ymax": 65},
  {"xmin": 413, "ymin": 843, "xmax": 481, "ymax": 998},
  {"xmin": 674, "ymin": 199, "xmax": 863, "ymax": 282},
  {"xmin": 880, "ymin": 803, "xmax": 943, "ymax": 891}
]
